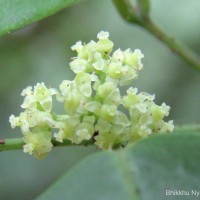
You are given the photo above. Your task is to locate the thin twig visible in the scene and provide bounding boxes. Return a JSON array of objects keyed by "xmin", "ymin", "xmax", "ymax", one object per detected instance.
[
  {"xmin": 0, "ymin": 137, "xmax": 94, "ymax": 152},
  {"xmin": 1, "ymin": 124, "xmax": 200, "ymax": 152},
  {"xmin": 113, "ymin": 0, "xmax": 200, "ymax": 71}
]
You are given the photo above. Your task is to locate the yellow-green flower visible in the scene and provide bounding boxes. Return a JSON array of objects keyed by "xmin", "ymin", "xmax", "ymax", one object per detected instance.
[{"xmin": 9, "ymin": 31, "xmax": 174, "ymax": 159}]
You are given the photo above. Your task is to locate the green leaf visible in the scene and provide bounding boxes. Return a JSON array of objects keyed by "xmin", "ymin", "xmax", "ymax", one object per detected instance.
[
  {"xmin": 0, "ymin": 0, "xmax": 83, "ymax": 36},
  {"xmin": 36, "ymin": 130, "xmax": 200, "ymax": 200}
]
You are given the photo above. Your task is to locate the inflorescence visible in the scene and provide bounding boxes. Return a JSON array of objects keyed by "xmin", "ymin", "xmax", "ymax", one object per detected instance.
[{"xmin": 9, "ymin": 31, "xmax": 174, "ymax": 159}]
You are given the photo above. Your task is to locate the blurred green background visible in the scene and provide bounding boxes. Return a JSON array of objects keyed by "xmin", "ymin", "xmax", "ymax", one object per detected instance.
[{"xmin": 1, "ymin": 0, "xmax": 200, "ymax": 199}]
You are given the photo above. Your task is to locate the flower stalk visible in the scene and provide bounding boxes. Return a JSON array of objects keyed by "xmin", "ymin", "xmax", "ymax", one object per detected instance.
[
  {"xmin": 0, "ymin": 137, "xmax": 94, "ymax": 152},
  {"xmin": 1, "ymin": 124, "xmax": 200, "ymax": 153}
]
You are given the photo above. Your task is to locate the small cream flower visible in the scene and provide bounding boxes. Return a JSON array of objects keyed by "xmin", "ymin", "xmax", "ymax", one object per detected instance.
[
  {"xmin": 71, "ymin": 41, "xmax": 83, "ymax": 51},
  {"xmin": 97, "ymin": 31, "xmax": 109, "ymax": 39},
  {"xmin": 9, "ymin": 115, "xmax": 20, "ymax": 129}
]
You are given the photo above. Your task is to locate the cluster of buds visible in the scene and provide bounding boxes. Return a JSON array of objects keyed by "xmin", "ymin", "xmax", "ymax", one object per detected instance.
[{"xmin": 9, "ymin": 31, "xmax": 174, "ymax": 159}]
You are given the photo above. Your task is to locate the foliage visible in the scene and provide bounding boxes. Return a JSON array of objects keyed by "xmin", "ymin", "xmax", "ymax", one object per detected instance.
[
  {"xmin": 0, "ymin": 0, "xmax": 83, "ymax": 36},
  {"xmin": 37, "ymin": 131, "xmax": 200, "ymax": 200},
  {"xmin": 0, "ymin": 0, "xmax": 200, "ymax": 199}
]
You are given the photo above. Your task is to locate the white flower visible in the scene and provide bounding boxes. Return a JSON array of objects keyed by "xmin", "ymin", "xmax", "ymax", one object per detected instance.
[
  {"xmin": 127, "ymin": 87, "xmax": 138, "ymax": 95},
  {"xmin": 21, "ymin": 86, "xmax": 32, "ymax": 96},
  {"xmin": 9, "ymin": 114, "xmax": 20, "ymax": 129},
  {"xmin": 97, "ymin": 31, "xmax": 109, "ymax": 39},
  {"xmin": 54, "ymin": 131, "xmax": 65, "ymax": 143},
  {"xmin": 70, "ymin": 58, "xmax": 87, "ymax": 73},
  {"xmin": 134, "ymin": 49, "xmax": 144, "ymax": 70},
  {"xmin": 134, "ymin": 49, "xmax": 144, "ymax": 59},
  {"xmin": 93, "ymin": 59, "xmax": 107, "ymax": 71},
  {"xmin": 71, "ymin": 41, "xmax": 83, "ymax": 51},
  {"xmin": 112, "ymin": 49, "xmax": 124, "ymax": 61},
  {"xmin": 167, "ymin": 120, "xmax": 174, "ymax": 132},
  {"xmin": 23, "ymin": 143, "xmax": 34, "ymax": 154}
]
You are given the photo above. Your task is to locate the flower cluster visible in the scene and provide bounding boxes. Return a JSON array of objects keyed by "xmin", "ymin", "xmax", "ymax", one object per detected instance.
[
  {"xmin": 9, "ymin": 83, "xmax": 57, "ymax": 159},
  {"xmin": 9, "ymin": 31, "xmax": 174, "ymax": 159}
]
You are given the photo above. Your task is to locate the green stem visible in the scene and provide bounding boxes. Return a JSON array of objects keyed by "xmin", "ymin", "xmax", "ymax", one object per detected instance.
[
  {"xmin": 113, "ymin": 0, "xmax": 200, "ymax": 71},
  {"xmin": 0, "ymin": 137, "xmax": 94, "ymax": 152},
  {"xmin": 0, "ymin": 138, "xmax": 24, "ymax": 151},
  {"xmin": 141, "ymin": 17, "xmax": 200, "ymax": 70},
  {"xmin": 1, "ymin": 124, "xmax": 200, "ymax": 152}
]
